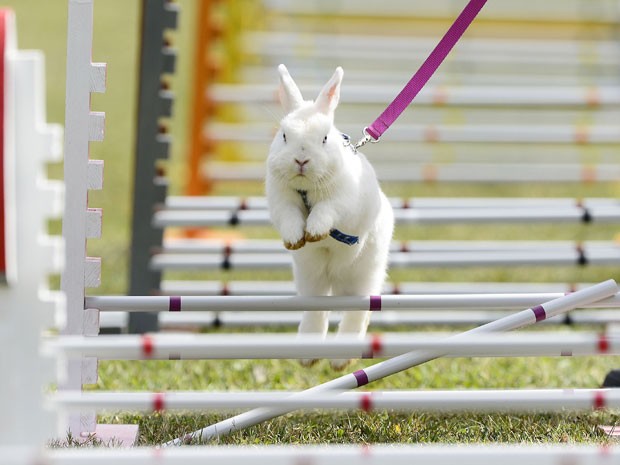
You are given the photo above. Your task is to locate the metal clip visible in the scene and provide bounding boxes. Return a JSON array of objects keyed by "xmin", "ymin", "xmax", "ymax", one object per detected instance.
[
  {"xmin": 341, "ymin": 132, "xmax": 352, "ymax": 148},
  {"xmin": 354, "ymin": 127, "xmax": 380, "ymax": 151}
]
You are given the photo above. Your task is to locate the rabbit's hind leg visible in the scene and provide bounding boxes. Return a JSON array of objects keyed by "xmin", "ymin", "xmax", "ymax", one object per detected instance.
[
  {"xmin": 329, "ymin": 265, "xmax": 384, "ymax": 371},
  {"xmin": 293, "ymin": 252, "xmax": 331, "ymax": 366}
]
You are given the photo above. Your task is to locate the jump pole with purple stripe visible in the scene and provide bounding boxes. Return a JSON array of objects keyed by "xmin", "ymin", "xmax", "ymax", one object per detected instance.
[
  {"xmin": 85, "ymin": 292, "xmax": 620, "ymax": 313},
  {"xmin": 167, "ymin": 279, "xmax": 618, "ymax": 446}
]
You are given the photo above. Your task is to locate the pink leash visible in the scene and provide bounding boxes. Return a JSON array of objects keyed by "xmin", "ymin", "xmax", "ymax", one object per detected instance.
[{"xmin": 355, "ymin": 0, "xmax": 487, "ymax": 149}]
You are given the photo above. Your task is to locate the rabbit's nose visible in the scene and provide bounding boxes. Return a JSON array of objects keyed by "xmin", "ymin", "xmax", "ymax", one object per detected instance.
[{"xmin": 295, "ymin": 159, "xmax": 309, "ymax": 167}]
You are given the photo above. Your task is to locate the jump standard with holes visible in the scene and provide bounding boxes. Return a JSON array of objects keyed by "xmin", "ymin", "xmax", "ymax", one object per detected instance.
[{"xmin": 5, "ymin": 0, "xmax": 620, "ymax": 463}]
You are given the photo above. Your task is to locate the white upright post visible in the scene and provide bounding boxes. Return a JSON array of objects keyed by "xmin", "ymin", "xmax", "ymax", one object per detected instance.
[
  {"xmin": 60, "ymin": 0, "xmax": 106, "ymax": 438},
  {"xmin": 0, "ymin": 7, "xmax": 64, "ymax": 449}
]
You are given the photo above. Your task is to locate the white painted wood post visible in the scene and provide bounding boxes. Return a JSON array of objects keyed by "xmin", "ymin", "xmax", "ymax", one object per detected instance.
[
  {"xmin": 0, "ymin": 7, "xmax": 64, "ymax": 448},
  {"xmin": 60, "ymin": 0, "xmax": 106, "ymax": 438}
]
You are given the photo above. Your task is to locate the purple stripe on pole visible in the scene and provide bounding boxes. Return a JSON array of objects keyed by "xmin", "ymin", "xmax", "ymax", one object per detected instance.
[
  {"xmin": 169, "ymin": 296, "xmax": 181, "ymax": 312},
  {"xmin": 531, "ymin": 305, "xmax": 546, "ymax": 322},
  {"xmin": 369, "ymin": 295, "xmax": 382, "ymax": 311},
  {"xmin": 353, "ymin": 369, "xmax": 370, "ymax": 387}
]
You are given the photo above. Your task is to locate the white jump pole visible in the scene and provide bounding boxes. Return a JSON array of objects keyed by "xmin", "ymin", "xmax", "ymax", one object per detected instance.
[
  {"xmin": 205, "ymin": 122, "xmax": 620, "ymax": 144},
  {"xmin": 210, "ymin": 83, "xmax": 620, "ymax": 106},
  {"xmin": 159, "ymin": 279, "xmax": 591, "ymax": 297},
  {"xmin": 247, "ymin": 32, "xmax": 620, "ymax": 59},
  {"xmin": 201, "ymin": 161, "xmax": 620, "ymax": 184},
  {"xmin": 163, "ymin": 195, "xmax": 617, "ymax": 211},
  {"xmin": 150, "ymin": 309, "xmax": 620, "ymax": 330},
  {"xmin": 84, "ymin": 291, "xmax": 620, "ymax": 313},
  {"xmin": 265, "ymin": 1, "xmax": 619, "ymax": 23},
  {"xmin": 30, "ymin": 444, "xmax": 620, "ymax": 465},
  {"xmin": 48, "ymin": 331, "xmax": 619, "ymax": 360},
  {"xmin": 51, "ymin": 388, "xmax": 620, "ymax": 414},
  {"xmin": 167, "ymin": 279, "xmax": 618, "ymax": 445},
  {"xmin": 152, "ymin": 205, "xmax": 618, "ymax": 228},
  {"xmin": 161, "ymin": 239, "xmax": 615, "ymax": 255},
  {"xmin": 150, "ymin": 248, "xmax": 620, "ymax": 270}
]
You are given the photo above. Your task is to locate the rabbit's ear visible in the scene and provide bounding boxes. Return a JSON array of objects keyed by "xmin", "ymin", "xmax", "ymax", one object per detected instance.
[
  {"xmin": 315, "ymin": 67, "xmax": 343, "ymax": 115},
  {"xmin": 278, "ymin": 64, "xmax": 304, "ymax": 113}
]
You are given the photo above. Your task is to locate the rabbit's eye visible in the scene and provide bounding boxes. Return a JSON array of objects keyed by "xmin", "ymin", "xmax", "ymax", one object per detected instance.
[
  {"xmin": 323, "ymin": 135, "xmax": 328, "ymax": 144},
  {"xmin": 283, "ymin": 132, "xmax": 287, "ymax": 143}
]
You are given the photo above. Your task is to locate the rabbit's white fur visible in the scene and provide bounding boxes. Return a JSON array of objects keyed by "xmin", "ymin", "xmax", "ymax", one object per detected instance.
[{"xmin": 265, "ymin": 65, "xmax": 394, "ymax": 369}]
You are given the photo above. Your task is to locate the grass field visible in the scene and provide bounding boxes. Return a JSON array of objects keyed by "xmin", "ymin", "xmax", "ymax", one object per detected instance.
[{"xmin": 5, "ymin": 0, "xmax": 620, "ymax": 447}]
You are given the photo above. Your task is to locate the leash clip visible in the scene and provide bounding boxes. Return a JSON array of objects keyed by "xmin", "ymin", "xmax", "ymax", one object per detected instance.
[
  {"xmin": 341, "ymin": 132, "xmax": 354, "ymax": 151},
  {"xmin": 354, "ymin": 127, "xmax": 380, "ymax": 151}
]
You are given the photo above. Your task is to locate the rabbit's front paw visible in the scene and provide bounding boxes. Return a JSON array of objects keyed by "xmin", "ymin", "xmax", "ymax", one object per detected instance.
[
  {"xmin": 281, "ymin": 221, "xmax": 306, "ymax": 250},
  {"xmin": 305, "ymin": 213, "xmax": 332, "ymax": 243},
  {"xmin": 284, "ymin": 237, "xmax": 306, "ymax": 250},
  {"xmin": 304, "ymin": 230, "xmax": 329, "ymax": 243}
]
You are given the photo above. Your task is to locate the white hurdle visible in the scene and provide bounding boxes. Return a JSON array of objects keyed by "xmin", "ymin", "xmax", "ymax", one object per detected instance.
[{"xmin": 169, "ymin": 279, "xmax": 618, "ymax": 444}]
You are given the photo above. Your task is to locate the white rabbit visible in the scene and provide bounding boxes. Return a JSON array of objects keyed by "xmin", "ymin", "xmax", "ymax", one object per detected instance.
[{"xmin": 265, "ymin": 64, "xmax": 394, "ymax": 370}]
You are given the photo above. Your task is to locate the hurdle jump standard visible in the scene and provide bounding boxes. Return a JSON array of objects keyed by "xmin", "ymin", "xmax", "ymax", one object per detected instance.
[
  {"xmin": 0, "ymin": 7, "xmax": 63, "ymax": 450},
  {"xmin": 128, "ymin": 0, "xmax": 179, "ymax": 334},
  {"xmin": 59, "ymin": 0, "xmax": 140, "ymax": 444},
  {"xmin": 169, "ymin": 279, "xmax": 618, "ymax": 444}
]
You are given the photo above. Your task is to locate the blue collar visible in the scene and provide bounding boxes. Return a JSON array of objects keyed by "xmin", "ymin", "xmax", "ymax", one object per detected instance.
[{"xmin": 296, "ymin": 190, "xmax": 359, "ymax": 246}]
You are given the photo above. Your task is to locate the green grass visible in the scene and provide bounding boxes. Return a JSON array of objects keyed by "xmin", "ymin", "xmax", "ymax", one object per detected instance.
[{"xmin": 6, "ymin": 0, "xmax": 620, "ymax": 448}]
